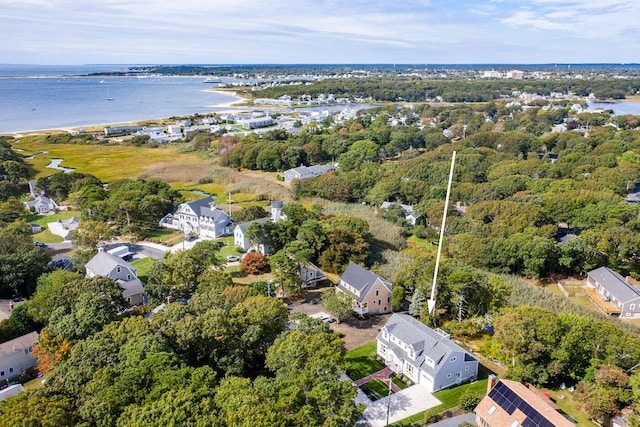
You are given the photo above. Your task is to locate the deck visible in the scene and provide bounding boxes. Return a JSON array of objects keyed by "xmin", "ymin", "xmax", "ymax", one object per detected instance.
[{"xmin": 585, "ymin": 287, "xmax": 621, "ymax": 315}]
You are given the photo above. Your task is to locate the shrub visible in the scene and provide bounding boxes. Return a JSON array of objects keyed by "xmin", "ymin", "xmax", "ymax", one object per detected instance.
[
  {"xmin": 459, "ymin": 389, "xmax": 482, "ymax": 411},
  {"xmin": 240, "ymin": 252, "xmax": 270, "ymax": 274}
]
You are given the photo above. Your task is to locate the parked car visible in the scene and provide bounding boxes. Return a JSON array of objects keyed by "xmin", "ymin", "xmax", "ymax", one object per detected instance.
[
  {"xmin": 226, "ymin": 255, "xmax": 240, "ymax": 262},
  {"xmin": 215, "ymin": 241, "xmax": 225, "ymax": 248},
  {"xmin": 33, "ymin": 241, "xmax": 46, "ymax": 247},
  {"xmin": 186, "ymin": 235, "xmax": 198, "ymax": 242}
]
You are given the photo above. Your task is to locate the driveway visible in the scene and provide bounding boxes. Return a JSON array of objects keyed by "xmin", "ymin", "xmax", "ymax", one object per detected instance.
[{"xmin": 362, "ymin": 384, "xmax": 441, "ymax": 427}]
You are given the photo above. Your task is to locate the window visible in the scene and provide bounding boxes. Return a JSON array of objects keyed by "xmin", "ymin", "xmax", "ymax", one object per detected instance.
[
  {"xmin": 450, "ymin": 356, "xmax": 457, "ymax": 362},
  {"xmin": 465, "ymin": 366, "xmax": 469, "ymax": 371},
  {"xmin": 378, "ymin": 299, "xmax": 381, "ymax": 305},
  {"xmin": 375, "ymin": 290, "xmax": 379, "ymax": 296},
  {"xmin": 488, "ymin": 405, "xmax": 496, "ymax": 415},
  {"xmin": 0, "ymin": 371, "xmax": 4, "ymax": 377},
  {"xmin": 8, "ymin": 368, "xmax": 13, "ymax": 373},
  {"xmin": 117, "ymin": 266, "xmax": 121, "ymax": 273},
  {"xmin": 24, "ymin": 349, "xmax": 29, "ymax": 355},
  {"xmin": 384, "ymin": 306, "xmax": 388, "ymax": 312},
  {"xmin": 387, "ymin": 296, "xmax": 390, "ymax": 303},
  {"xmin": 631, "ymin": 304, "xmax": 636, "ymax": 310},
  {"xmin": 447, "ymin": 373, "xmax": 451, "ymax": 378}
]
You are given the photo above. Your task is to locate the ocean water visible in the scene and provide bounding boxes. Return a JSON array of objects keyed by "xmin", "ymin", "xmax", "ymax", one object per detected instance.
[
  {"xmin": 0, "ymin": 65, "xmax": 242, "ymax": 133},
  {"xmin": 587, "ymin": 101, "xmax": 640, "ymax": 116}
]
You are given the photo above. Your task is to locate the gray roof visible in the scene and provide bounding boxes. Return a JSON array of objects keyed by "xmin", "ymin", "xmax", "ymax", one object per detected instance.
[
  {"xmin": 119, "ymin": 278, "xmax": 145, "ymax": 298},
  {"xmin": 86, "ymin": 251, "xmax": 137, "ymax": 277},
  {"xmin": 179, "ymin": 196, "xmax": 232, "ymax": 224},
  {"xmin": 236, "ymin": 216, "xmax": 271, "ymax": 234},
  {"xmin": 380, "ymin": 201, "xmax": 416, "ymax": 217},
  {"xmin": 589, "ymin": 266, "xmax": 640, "ymax": 304},
  {"xmin": 378, "ymin": 314, "xmax": 475, "ymax": 375},
  {"xmin": 338, "ymin": 262, "xmax": 391, "ymax": 299},
  {"xmin": 0, "ymin": 332, "xmax": 38, "ymax": 357},
  {"xmin": 271, "ymin": 200, "xmax": 283, "ymax": 209}
]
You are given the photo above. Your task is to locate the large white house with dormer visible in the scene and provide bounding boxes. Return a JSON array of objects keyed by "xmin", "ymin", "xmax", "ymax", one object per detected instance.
[
  {"xmin": 377, "ymin": 314, "xmax": 478, "ymax": 392},
  {"xmin": 160, "ymin": 196, "xmax": 233, "ymax": 239}
]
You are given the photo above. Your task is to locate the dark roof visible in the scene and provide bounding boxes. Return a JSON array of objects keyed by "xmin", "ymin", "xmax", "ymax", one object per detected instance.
[
  {"xmin": 236, "ymin": 216, "xmax": 271, "ymax": 234},
  {"xmin": 183, "ymin": 196, "xmax": 231, "ymax": 223},
  {"xmin": 338, "ymin": 262, "xmax": 391, "ymax": 300},
  {"xmin": 271, "ymin": 200, "xmax": 283, "ymax": 209},
  {"xmin": 589, "ymin": 266, "xmax": 640, "ymax": 304}
]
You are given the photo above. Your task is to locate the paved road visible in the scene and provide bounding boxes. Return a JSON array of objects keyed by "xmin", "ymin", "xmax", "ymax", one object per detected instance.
[{"xmin": 46, "ymin": 240, "xmax": 170, "ymax": 261}]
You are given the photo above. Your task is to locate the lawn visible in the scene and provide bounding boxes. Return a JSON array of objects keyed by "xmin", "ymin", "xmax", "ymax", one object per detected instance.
[
  {"xmin": 345, "ymin": 342, "xmax": 385, "ymax": 381},
  {"xmin": 130, "ymin": 257, "xmax": 157, "ymax": 283},
  {"xmin": 28, "ymin": 210, "xmax": 81, "ymax": 243},
  {"xmin": 143, "ymin": 229, "xmax": 182, "ymax": 244},
  {"xmin": 361, "ymin": 378, "xmax": 393, "ymax": 401},
  {"xmin": 540, "ymin": 387, "xmax": 596, "ymax": 426},
  {"xmin": 26, "ymin": 210, "xmax": 81, "ymax": 226},
  {"xmin": 391, "ymin": 379, "xmax": 488, "ymax": 427}
]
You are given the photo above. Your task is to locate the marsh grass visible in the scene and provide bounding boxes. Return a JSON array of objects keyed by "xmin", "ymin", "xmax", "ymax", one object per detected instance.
[{"xmin": 13, "ymin": 139, "xmax": 208, "ymax": 182}]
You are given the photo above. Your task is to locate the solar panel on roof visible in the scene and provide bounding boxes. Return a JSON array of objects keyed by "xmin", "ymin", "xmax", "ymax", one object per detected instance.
[{"xmin": 489, "ymin": 381, "xmax": 565, "ymax": 427}]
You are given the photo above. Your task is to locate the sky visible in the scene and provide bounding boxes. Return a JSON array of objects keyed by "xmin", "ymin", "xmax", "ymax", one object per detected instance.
[{"xmin": 2, "ymin": 0, "xmax": 639, "ymax": 65}]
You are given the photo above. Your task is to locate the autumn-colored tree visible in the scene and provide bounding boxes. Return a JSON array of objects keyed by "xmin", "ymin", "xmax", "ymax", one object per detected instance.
[{"xmin": 240, "ymin": 252, "xmax": 270, "ymax": 274}]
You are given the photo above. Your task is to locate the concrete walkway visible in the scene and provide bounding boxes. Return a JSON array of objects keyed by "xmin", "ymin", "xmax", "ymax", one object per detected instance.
[
  {"xmin": 363, "ymin": 384, "xmax": 441, "ymax": 427},
  {"xmin": 354, "ymin": 367, "xmax": 402, "ymax": 393}
]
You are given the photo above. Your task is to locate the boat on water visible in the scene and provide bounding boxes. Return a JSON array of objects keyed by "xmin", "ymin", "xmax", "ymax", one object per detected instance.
[{"xmin": 203, "ymin": 77, "xmax": 222, "ymax": 83}]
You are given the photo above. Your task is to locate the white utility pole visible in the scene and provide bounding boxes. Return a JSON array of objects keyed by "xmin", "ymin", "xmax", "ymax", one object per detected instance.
[{"xmin": 427, "ymin": 151, "xmax": 456, "ymax": 315}]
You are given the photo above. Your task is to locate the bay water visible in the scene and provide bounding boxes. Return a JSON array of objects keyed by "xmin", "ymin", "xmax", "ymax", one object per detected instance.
[{"xmin": 0, "ymin": 65, "xmax": 242, "ymax": 133}]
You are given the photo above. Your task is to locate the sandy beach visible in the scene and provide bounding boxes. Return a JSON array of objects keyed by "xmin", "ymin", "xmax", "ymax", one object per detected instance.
[{"xmin": 5, "ymin": 89, "xmax": 250, "ymax": 138}]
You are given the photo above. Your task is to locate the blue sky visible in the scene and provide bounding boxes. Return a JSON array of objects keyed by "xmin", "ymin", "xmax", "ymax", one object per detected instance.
[{"xmin": 2, "ymin": 0, "xmax": 639, "ymax": 64}]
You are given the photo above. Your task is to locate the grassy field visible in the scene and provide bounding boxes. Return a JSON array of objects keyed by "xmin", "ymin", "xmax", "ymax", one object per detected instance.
[
  {"xmin": 13, "ymin": 139, "xmax": 210, "ymax": 182},
  {"xmin": 28, "ymin": 210, "xmax": 82, "ymax": 243},
  {"xmin": 391, "ymin": 379, "xmax": 489, "ymax": 426},
  {"xmin": 130, "ymin": 257, "xmax": 157, "ymax": 283},
  {"xmin": 540, "ymin": 386, "xmax": 597, "ymax": 426},
  {"xmin": 345, "ymin": 342, "xmax": 385, "ymax": 381}
]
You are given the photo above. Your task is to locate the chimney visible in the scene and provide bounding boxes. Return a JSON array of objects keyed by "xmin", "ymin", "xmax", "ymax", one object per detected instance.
[
  {"xmin": 487, "ymin": 374, "xmax": 498, "ymax": 394},
  {"xmin": 97, "ymin": 246, "xmax": 104, "ymax": 253}
]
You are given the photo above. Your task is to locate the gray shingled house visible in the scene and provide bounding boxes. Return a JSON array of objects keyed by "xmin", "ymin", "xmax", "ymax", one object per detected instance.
[{"xmin": 377, "ymin": 314, "xmax": 478, "ymax": 392}]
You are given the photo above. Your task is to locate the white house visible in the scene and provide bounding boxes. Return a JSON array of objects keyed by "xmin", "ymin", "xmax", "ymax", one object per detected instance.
[
  {"xmin": 160, "ymin": 196, "xmax": 233, "ymax": 239},
  {"xmin": 234, "ymin": 217, "xmax": 272, "ymax": 253},
  {"xmin": 283, "ymin": 163, "xmax": 336, "ymax": 183},
  {"xmin": 377, "ymin": 314, "xmax": 478, "ymax": 392},
  {"xmin": 586, "ymin": 266, "xmax": 640, "ymax": 318},
  {"xmin": 0, "ymin": 332, "xmax": 38, "ymax": 383},
  {"xmin": 85, "ymin": 249, "xmax": 145, "ymax": 306},
  {"xmin": 24, "ymin": 195, "xmax": 59, "ymax": 214},
  {"xmin": 233, "ymin": 201, "xmax": 285, "ymax": 254},
  {"xmin": 379, "ymin": 201, "xmax": 421, "ymax": 226}
]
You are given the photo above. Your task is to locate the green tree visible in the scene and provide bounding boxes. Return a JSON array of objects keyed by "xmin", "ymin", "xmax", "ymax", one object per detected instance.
[{"xmin": 321, "ymin": 288, "xmax": 354, "ymax": 322}]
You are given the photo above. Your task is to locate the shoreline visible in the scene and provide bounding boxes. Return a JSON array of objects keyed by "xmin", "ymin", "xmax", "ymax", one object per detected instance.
[{"xmin": 3, "ymin": 89, "xmax": 250, "ymax": 137}]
